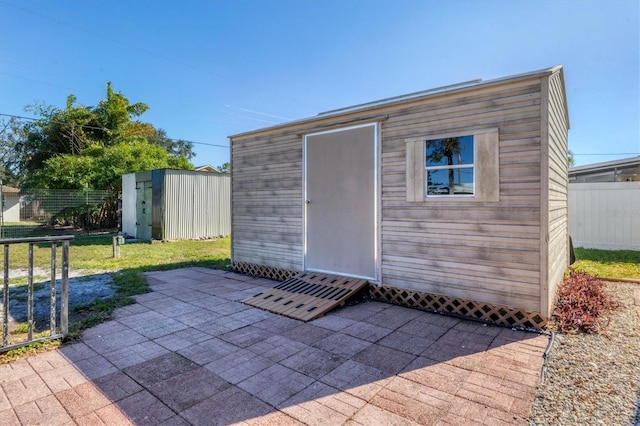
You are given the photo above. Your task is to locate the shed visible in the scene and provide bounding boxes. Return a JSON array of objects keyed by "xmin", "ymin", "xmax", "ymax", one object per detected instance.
[
  {"xmin": 229, "ymin": 66, "xmax": 570, "ymax": 328},
  {"xmin": 122, "ymin": 169, "xmax": 230, "ymax": 241}
]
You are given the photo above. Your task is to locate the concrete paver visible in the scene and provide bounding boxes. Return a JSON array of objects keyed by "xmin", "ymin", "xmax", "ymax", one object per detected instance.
[{"xmin": 0, "ymin": 267, "xmax": 549, "ymax": 425}]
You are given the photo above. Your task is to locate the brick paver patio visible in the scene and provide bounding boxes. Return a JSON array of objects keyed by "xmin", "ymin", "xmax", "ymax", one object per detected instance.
[{"xmin": 0, "ymin": 267, "xmax": 549, "ymax": 425}]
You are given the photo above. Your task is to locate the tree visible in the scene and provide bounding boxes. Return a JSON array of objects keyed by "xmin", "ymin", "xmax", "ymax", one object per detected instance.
[
  {"xmin": 0, "ymin": 117, "xmax": 25, "ymax": 186},
  {"xmin": 147, "ymin": 128, "xmax": 195, "ymax": 160},
  {"xmin": 6, "ymin": 82, "xmax": 193, "ymax": 190},
  {"xmin": 217, "ymin": 162, "xmax": 230, "ymax": 173},
  {"xmin": 28, "ymin": 153, "xmax": 97, "ymax": 190},
  {"xmin": 16, "ymin": 100, "xmax": 94, "ymax": 177},
  {"xmin": 568, "ymin": 149, "xmax": 576, "ymax": 167},
  {"xmin": 426, "ymin": 137, "xmax": 462, "ymax": 193},
  {"xmin": 30, "ymin": 139, "xmax": 193, "ymax": 192},
  {"xmin": 86, "ymin": 82, "xmax": 154, "ymax": 145}
]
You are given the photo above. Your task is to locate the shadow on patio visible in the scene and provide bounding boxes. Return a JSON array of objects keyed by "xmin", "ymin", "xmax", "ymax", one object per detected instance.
[{"xmin": 0, "ymin": 267, "xmax": 548, "ymax": 425}]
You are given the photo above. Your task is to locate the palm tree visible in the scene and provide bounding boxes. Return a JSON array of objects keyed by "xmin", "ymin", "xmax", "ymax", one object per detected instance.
[{"xmin": 426, "ymin": 137, "xmax": 462, "ymax": 193}]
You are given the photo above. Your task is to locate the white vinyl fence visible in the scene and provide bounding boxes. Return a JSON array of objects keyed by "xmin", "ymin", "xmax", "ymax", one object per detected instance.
[{"xmin": 569, "ymin": 182, "xmax": 640, "ymax": 250}]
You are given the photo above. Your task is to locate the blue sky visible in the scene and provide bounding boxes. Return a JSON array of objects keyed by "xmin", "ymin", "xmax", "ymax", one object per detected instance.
[{"xmin": 1, "ymin": 0, "xmax": 638, "ymax": 169}]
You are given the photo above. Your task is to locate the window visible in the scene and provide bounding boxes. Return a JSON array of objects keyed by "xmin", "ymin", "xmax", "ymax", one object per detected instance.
[
  {"xmin": 405, "ymin": 128, "xmax": 499, "ymax": 202},
  {"xmin": 425, "ymin": 135, "xmax": 474, "ymax": 197}
]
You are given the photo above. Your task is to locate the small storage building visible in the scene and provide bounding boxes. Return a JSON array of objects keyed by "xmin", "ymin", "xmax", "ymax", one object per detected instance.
[
  {"xmin": 122, "ymin": 169, "xmax": 230, "ymax": 241},
  {"xmin": 229, "ymin": 66, "xmax": 570, "ymax": 328}
]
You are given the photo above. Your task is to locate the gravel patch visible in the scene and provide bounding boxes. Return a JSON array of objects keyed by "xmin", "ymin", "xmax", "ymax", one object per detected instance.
[
  {"xmin": 2, "ymin": 270, "xmax": 115, "ymax": 331},
  {"xmin": 530, "ymin": 281, "xmax": 640, "ymax": 425}
]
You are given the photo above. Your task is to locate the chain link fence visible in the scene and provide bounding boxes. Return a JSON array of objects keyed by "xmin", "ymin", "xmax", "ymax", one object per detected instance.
[{"xmin": 1, "ymin": 188, "xmax": 118, "ymax": 239}]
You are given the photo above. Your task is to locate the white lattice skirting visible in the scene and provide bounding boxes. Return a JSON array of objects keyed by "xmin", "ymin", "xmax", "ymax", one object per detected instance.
[{"xmin": 230, "ymin": 261, "xmax": 546, "ymax": 329}]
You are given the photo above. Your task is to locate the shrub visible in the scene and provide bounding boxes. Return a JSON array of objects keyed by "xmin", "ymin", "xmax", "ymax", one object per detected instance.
[{"xmin": 552, "ymin": 268, "xmax": 619, "ymax": 334}]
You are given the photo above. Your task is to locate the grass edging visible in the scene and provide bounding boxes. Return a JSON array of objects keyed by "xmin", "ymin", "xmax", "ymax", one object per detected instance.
[{"xmin": 597, "ymin": 276, "xmax": 640, "ymax": 284}]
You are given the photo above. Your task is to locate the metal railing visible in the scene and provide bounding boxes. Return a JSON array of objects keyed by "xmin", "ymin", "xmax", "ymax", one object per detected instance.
[{"xmin": 1, "ymin": 235, "xmax": 74, "ymax": 352}]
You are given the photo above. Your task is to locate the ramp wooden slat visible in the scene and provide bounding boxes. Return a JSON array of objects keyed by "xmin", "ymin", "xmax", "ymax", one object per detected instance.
[{"xmin": 243, "ymin": 272, "xmax": 369, "ymax": 322}]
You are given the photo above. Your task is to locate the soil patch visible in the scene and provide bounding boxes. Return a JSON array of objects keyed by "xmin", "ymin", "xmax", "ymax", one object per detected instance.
[{"xmin": 1, "ymin": 269, "xmax": 115, "ymax": 332}]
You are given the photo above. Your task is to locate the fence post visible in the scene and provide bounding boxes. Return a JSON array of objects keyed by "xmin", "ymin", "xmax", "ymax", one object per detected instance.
[
  {"xmin": 2, "ymin": 244, "xmax": 8, "ymax": 346},
  {"xmin": 27, "ymin": 244, "xmax": 34, "ymax": 341},
  {"xmin": 112, "ymin": 236, "xmax": 121, "ymax": 258},
  {"xmin": 61, "ymin": 240, "xmax": 70, "ymax": 338},
  {"xmin": 50, "ymin": 242, "xmax": 57, "ymax": 336}
]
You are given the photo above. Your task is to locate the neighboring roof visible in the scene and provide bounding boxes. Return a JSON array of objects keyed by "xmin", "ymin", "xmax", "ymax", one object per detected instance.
[
  {"xmin": 569, "ymin": 156, "xmax": 640, "ymax": 183},
  {"xmin": 230, "ymin": 65, "xmax": 569, "ymax": 139},
  {"xmin": 1, "ymin": 185, "xmax": 20, "ymax": 194},
  {"xmin": 195, "ymin": 165, "xmax": 221, "ymax": 173}
]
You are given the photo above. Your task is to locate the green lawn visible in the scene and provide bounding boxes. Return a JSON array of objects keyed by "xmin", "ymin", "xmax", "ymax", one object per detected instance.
[
  {"xmin": 4, "ymin": 235, "xmax": 230, "ymax": 273},
  {"xmin": 573, "ymin": 248, "xmax": 640, "ymax": 279}
]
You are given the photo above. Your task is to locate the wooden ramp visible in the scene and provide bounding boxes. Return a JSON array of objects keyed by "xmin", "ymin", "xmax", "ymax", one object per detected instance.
[{"xmin": 242, "ymin": 272, "xmax": 369, "ymax": 322}]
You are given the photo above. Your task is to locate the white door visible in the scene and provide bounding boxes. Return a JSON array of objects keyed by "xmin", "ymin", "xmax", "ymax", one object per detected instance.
[{"xmin": 304, "ymin": 123, "xmax": 377, "ymax": 279}]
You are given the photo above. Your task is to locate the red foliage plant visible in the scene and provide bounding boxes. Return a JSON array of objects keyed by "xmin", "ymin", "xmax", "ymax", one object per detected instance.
[{"xmin": 552, "ymin": 268, "xmax": 619, "ymax": 334}]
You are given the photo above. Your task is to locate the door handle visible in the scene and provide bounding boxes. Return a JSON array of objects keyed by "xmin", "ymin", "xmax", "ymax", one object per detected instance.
[{"xmin": 306, "ymin": 199, "xmax": 312, "ymax": 204}]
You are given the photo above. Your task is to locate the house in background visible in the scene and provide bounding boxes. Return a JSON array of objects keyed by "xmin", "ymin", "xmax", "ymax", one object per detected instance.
[
  {"xmin": 1, "ymin": 185, "xmax": 21, "ymax": 223},
  {"xmin": 229, "ymin": 66, "xmax": 570, "ymax": 328},
  {"xmin": 121, "ymin": 169, "xmax": 230, "ymax": 241},
  {"xmin": 569, "ymin": 156, "xmax": 640, "ymax": 183},
  {"xmin": 195, "ymin": 164, "xmax": 222, "ymax": 173},
  {"xmin": 569, "ymin": 156, "xmax": 640, "ymax": 250}
]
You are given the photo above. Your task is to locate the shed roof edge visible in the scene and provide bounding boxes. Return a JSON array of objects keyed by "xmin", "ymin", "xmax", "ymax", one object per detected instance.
[
  {"xmin": 569, "ymin": 156, "xmax": 640, "ymax": 174},
  {"xmin": 229, "ymin": 65, "xmax": 565, "ymax": 139}
]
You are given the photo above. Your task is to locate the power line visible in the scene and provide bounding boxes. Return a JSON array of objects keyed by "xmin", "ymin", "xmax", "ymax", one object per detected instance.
[
  {"xmin": 4, "ymin": 113, "xmax": 635, "ymax": 155},
  {"xmin": 0, "ymin": 112, "xmax": 107, "ymax": 132},
  {"xmin": 0, "ymin": 2, "xmax": 294, "ymax": 132},
  {"xmin": 0, "ymin": 113, "xmax": 228, "ymax": 149},
  {"xmin": 179, "ymin": 139, "xmax": 228, "ymax": 149},
  {"xmin": 224, "ymin": 104, "xmax": 293, "ymax": 121},
  {"xmin": 573, "ymin": 153, "xmax": 639, "ymax": 156},
  {"xmin": 0, "ymin": 72, "xmax": 77, "ymax": 91}
]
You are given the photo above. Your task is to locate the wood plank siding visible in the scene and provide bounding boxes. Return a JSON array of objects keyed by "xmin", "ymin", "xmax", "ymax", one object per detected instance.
[
  {"xmin": 231, "ymin": 133, "xmax": 304, "ymax": 271},
  {"xmin": 230, "ymin": 66, "xmax": 569, "ymax": 318},
  {"xmin": 381, "ymin": 79, "xmax": 545, "ymax": 312},
  {"xmin": 542, "ymin": 71, "xmax": 570, "ymax": 317}
]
